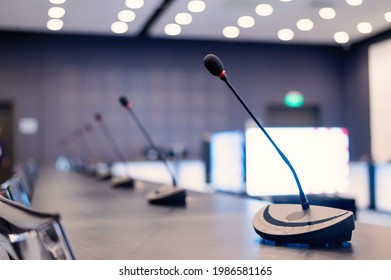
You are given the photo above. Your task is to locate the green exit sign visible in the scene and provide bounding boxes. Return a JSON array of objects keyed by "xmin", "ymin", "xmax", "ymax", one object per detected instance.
[{"xmin": 284, "ymin": 91, "xmax": 304, "ymax": 108}]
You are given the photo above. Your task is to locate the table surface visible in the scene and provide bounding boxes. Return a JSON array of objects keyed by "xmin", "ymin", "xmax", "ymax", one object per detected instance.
[{"xmin": 26, "ymin": 167, "xmax": 391, "ymax": 260}]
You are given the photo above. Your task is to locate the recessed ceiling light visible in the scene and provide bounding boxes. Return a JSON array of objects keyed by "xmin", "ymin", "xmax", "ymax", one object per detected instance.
[
  {"xmin": 237, "ymin": 16, "xmax": 255, "ymax": 28},
  {"xmin": 385, "ymin": 12, "xmax": 391, "ymax": 23},
  {"xmin": 334, "ymin": 31, "xmax": 350, "ymax": 44},
  {"xmin": 346, "ymin": 0, "xmax": 363, "ymax": 6},
  {"xmin": 49, "ymin": 0, "xmax": 66, "ymax": 4},
  {"xmin": 175, "ymin": 13, "xmax": 192, "ymax": 25},
  {"xmin": 319, "ymin": 7, "xmax": 336, "ymax": 19},
  {"xmin": 223, "ymin": 26, "xmax": 240, "ymax": 38},
  {"xmin": 280, "ymin": 0, "xmax": 292, "ymax": 2},
  {"xmin": 111, "ymin": 21, "xmax": 128, "ymax": 34},
  {"xmin": 164, "ymin": 23, "xmax": 181, "ymax": 36},
  {"xmin": 125, "ymin": 0, "xmax": 144, "ymax": 9},
  {"xmin": 118, "ymin": 10, "xmax": 136, "ymax": 22},
  {"xmin": 357, "ymin": 22, "xmax": 372, "ymax": 34},
  {"xmin": 48, "ymin": 7, "xmax": 65, "ymax": 19},
  {"xmin": 47, "ymin": 19, "xmax": 63, "ymax": 31},
  {"xmin": 255, "ymin": 4, "xmax": 273, "ymax": 16},
  {"xmin": 278, "ymin": 28, "xmax": 294, "ymax": 41},
  {"xmin": 297, "ymin": 19, "xmax": 314, "ymax": 31},
  {"xmin": 188, "ymin": 0, "xmax": 206, "ymax": 13}
]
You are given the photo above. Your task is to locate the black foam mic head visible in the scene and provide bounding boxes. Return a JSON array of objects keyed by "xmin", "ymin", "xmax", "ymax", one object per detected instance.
[
  {"xmin": 203, "ymin": 54, "xmax": 226, "ymax": 79},
  {"xmin": 94, "ymin": 113, "xmax": 102, "ymax": 122},
  {"xmin": 119, "ymin": 96, "xmax": 129, "ymax": 108}
]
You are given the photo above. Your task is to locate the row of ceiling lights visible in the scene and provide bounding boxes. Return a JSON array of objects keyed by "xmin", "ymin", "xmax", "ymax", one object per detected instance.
[
  {"xmin": 163, "ymin": 0, "xmax": 206, "ymax": 36},
  {"xmin": 230, "ymin": 0, "xmax": 391, "ymax": 44},
  {"xmin": 45, "ymin": 0, "xmax": 198, "ymax": 34},
  {"xmin": 45, "ymin": 0, "xmax": 146, "ymax": 33},
  {"xmin": 163, "ymin": 0, "xmax": 391, "ymax": 44},
  {"xmin": 47, "ymin": 0, "xmax": 66, "ymax": 31},
  {"xmin": 46, "ymin": 0, "xmax": 391, "ymax": 44},
  {"xmin": 111, "ymin": 0, "xmax": 145, "ymax": 34},
  {"xmin": 111, "ymin": 0, "xmax": 206, "ymax": 35}
]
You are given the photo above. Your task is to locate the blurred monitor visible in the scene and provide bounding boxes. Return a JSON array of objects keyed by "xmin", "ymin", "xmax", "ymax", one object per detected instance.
[
  {"xmin": 375, "ymin": 163, "xmax": 391, "ymax": 212},
  {"xmin": 13, "ymin": 160, "xmax": 38, "ymax": 195},
  {"xmin": 0, "ymin": 175, "xmax": 31, "ymax": 207},
  {"xmin": 347, "ymin": 161, "xmax": 370, "ymax": 209},
  {"xmin": 246, "ymin": 127, "xmax": 350, "ymax": 196},
  {"xmin": 0, "ymin": 185, "xmax": 11, "ymax": 200},
  {"xmin": 8, "ymin": 220, "xmax": 74, "ymax": 260},
  {"xmin": 209, "ymin": 130, "xmax": 245, "ymax": 193},
  {"xmin": 111, "ymin": 160, "xmax": 206, "ymax": 192},
  {"xmin": 0, "ymin": 195, "xmax": 75, "ymax": 260}
]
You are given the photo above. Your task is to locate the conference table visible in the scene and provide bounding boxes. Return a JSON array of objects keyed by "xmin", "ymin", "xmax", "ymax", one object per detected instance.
[{"xmin": 29, "ymin": 167, "xmax": 391, "ymax": 260}]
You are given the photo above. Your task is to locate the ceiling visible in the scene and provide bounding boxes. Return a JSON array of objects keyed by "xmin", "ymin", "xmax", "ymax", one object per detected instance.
[{"xmin": 0, "ymin": 0, "xmax": 390, "ymax": 46}]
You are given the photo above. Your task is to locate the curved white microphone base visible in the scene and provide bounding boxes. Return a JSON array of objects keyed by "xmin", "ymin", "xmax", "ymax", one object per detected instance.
[
  {"xmin": 110, "ymin": 176, "xmax": 135, "ymax": 189},
  {"xmin": 146, "ymin": 185, "xmax": 187, "ymax": 206},
  {"xmin": 96, "ymin": 171, "xmax": 112, "ymax": 181},
  {"xmin": 253, "ymin": 204, "xmax": 355, "ymax": 245}
]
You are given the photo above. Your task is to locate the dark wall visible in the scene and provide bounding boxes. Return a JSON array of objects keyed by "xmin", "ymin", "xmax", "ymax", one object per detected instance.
[
  {"xmin": 343, "ymin": 43, "xmax": 372, "ymax": 162},
  {"xmin": 0, "ymin": 30, "xmax": 375, "ymax": 164},
  {"xmin": 342, "ymin": 29, "xmax": 391, "ymax": 162}
]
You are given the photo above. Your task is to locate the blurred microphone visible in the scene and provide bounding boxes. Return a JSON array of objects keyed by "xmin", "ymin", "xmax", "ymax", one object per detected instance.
[
  {"xmin": 84, "ymin": 122, "xmax": 113, "ymax": 181},
  {"xmin": 203, "ymin": 54, "xmax": 354, "ymax": 245},
  {"xmin": 73, "ymin": 127, "xmax": 97, "ymax": 176},
  {"xmin": 64, "ymin": 131, "xmax": 85, "ymax": 173},
  {"xmin": 119, "ymin": 96, "xmax": 186, "ymax": 206},
  {"xmin": 204, "ymin": 54, "xmax": 308, "ymax": 210},
  {"xmin": 94, "ymin": 113, "xmax": 127, "ymax": 162},
  {"xmin": 94, "ymin": 113, "xmax": 135, "ymax": 188}
]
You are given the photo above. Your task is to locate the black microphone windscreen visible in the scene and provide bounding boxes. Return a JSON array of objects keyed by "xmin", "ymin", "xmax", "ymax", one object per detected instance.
[
  {"xmin": 119, "ymin": 96, "xmax": 129, "ymax": 108},
  {"xmin": 203, "ymin": 54, "xmax": 225, "ymax": 77},
  {"xmin": 95, "ymin": 113, "xmax": 102, "ymax": 121}
]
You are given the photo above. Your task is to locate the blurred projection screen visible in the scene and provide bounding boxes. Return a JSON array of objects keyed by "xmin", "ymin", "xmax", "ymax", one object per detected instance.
[
  {"xmin": 245, "ymin": 127, "xmax": 350, "ymax": 196},
  {"xmin": 369, "ymin": 38, "xmax": 391, "ymax": 163}
]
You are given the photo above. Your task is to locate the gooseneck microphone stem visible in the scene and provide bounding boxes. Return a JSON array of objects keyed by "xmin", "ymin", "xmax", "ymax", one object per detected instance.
[
  {"xmin": 222, "ymin": 76, "xmax": 309, "ymax": 210},
  {"xmin": 122, "ymin": 103, "xmax": 177, "ymax": 187},
  {"xmin": 204, "ymin": 54, "xmax": 309, "ymax": 210},
  {"xmin": 99, "ymin": 119, "xmax": 127, "ymax": 162},
  {"xmin": 102, "ymin": 122, "xmax": 126, "ymax": 162},
  {"xmin": 79, "ymin": 128, "xmax": 99, "ymax": 162}
]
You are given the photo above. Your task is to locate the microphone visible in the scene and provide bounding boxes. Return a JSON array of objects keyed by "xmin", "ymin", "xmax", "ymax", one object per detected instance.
[
  {"xmin": 63, "ymin": 132, "xmax": 84, "ymax": 173},
  {"xmin": 203, "ymin": 54, "xmax": 355, "ymax": 245},
  {"xmin": 84, "ymin": 122, "xmax": 113, "ymax": 181},
  {"xmin": 74, "ymin": 127, "xmax": 98, "ymax": 176},
  {"xmin": 204, "ymin": 54, "xmax": 309, "ymax": 210},
  {"xmin": 95, "ymin": 113, "xmax": 127, "ymax": 162},
  {"xmin": 119, "ymin": 96, "xmax": 186, "ymax": 206},
  {"xmin": 94, "ymin": 113, "xmax": 135, "ymax": 188}
]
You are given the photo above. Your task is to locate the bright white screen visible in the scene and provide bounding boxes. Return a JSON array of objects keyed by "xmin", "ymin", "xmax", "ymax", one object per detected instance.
[
  {"xmin": 375, "ymin": 163, "xmax": 391, "ymax": 212},
  {"xmin": 369, "ymin": 39, "xmax": 391, "ymax": 163},
  {"xmin": 246, "ymin": 127, "xmax": 349, "ymax": 196},
  {"xmin": 210, "ymin": 130, "xmax": 245, "ymax": 193}
]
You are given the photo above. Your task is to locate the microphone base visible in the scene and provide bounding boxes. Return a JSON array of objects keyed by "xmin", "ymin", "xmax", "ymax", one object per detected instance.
[
  {"xmin": 83, "ymin": 165, "xmax": 97, "ymax": 177},
  {"xmin": 146, "ymin": 185, "xmax": 187, "ymax": 206},
  {"xmin": 111, "ymin": 176, "xmax": 135, "ymax": 189},
  {"xmin": 96, "ymin": 172, "xmax": 112, "ymax": 181},
  {"xmin": 253, "ymin": 204, "xmax": 355, "ymax": 245}
]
